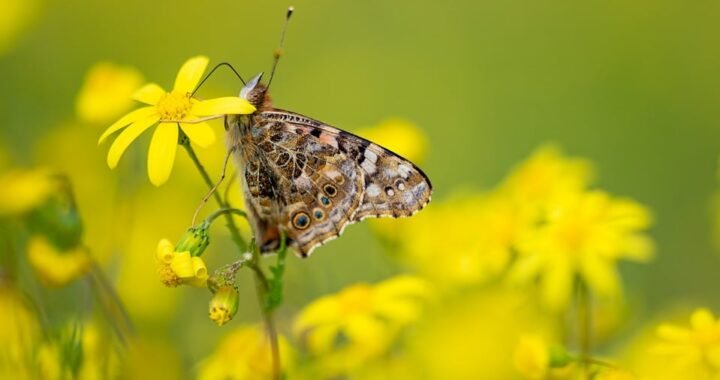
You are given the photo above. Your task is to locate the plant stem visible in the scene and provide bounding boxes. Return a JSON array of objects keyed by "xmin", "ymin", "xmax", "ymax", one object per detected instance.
[
  {"xmin": 181, "ymin": 141, "xmax": 247, "ymax": 252},
  {"xmin": 204, "ymin": 208, "xmax": 248, "ymax": 226},
  {"xmin": 577, "ymin": 279, "xmax": 591, "ymax": 380},
  {"xmin": 249, "ymin": 241, "xmax": 281, "ymax": 380},
  {"xmin": 182, "ymin": 140, "xmax": 281, "ymax": 379}
]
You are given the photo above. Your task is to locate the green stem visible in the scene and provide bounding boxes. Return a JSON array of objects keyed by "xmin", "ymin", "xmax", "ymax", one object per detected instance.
[
  {"xmin": 249, "ymin": 241, "xmax": 281, "ymax": 380},
  {"xmin": 204, "ymin": 208, "xmax": 248, "ymax": 226},
  {"xmin": 181, "ymin": 141, "xmax": 247, "ymax": 252},
  {"xmin": 577, "ymin": 279, "xmax": 591, "ymax": 380},
  {"xmin": 182, "ymin": 140, "xmax": 280, "ymax": 380}
]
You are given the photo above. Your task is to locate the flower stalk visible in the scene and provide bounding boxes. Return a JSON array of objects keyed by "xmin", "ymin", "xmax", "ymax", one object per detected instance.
[
  {"xmin": 182, "ymin": 139, "xmax": 282, "ymax": 380},
  {"xmin": 576, "ymin": 278, "xmax": 592, "ymax": 380}
]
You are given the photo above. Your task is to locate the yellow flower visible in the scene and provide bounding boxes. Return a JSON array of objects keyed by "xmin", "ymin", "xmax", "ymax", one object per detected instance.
[
  {"xmin": 155, "ymin": 238, "xmax": 208, "ymax": 287},
  {"xmin": 500, "ymin": 145, "xmax": 593, "ymax": 212},
  {"xmin": 404, "ymin": 288, "xmax": 557, "ymax": 380},
  {"xmin": 76, "ymin": 62, "xmax": 144, "ymax": 124},
  {"xmin": 355, "ymin": 118, "xmax": 428, "ymax": 163},
  {"xmin": 652, "ymin": 308, "xmax": 720, "ymax": 376},
  {"xmin": 0, "ymin": 0, "xmax": 40, "ymax": 55},
  {"xmin": 0, "ymin": 281, "xmax": 41, "ymax": 377},
  {"xmin": 209, "ymin": 286, "xmax": 240, "ymax": 326},
  {"xmin": 510, "ymin": 190, "xmax": 654, "ymax": 310},
  {"xmin": 293, "ymin": 275, "xmax": 431, "ymax": 374},
  {"xmin": 0, "ymin": 168, "xmax": 59, "ymax": 216},
  {"xmin": 380, "ymin": 193, "xmax": 534, "ymax": 287},
  {"xmin": 513, "ymin": 334, "xmax": 573, "ymax": 379},
  {"xmin": 595, "ymin": 368, "xmax": 639, "ymax": 380},
  {"xmin": 98, "ymin": 56, "xmax": 256, "ymax": 186},
  {"xmin": 514, "ymin": 335, "xmax": 551, "ymax": 379},
  {"xmin": 26, "ymin": 235, "xmax": 91, "ymax": 287},
  {"xmin": 197, "ymin": 325, "xmax": 294, "ymax": 380}
]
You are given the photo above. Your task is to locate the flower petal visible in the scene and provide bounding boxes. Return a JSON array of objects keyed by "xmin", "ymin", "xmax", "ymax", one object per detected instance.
[
  {"xmin": 180, "ymin": 122, "xmax": 215, "ymax": 148},
  {"xmin": 690, "ymin": 308, "xmax": 716, "ymax": 330},
  {"xmin": 193, "ymin": 97, "xmax": 256, "ymax": 116},
  {"xmin": 98, "ymin": 106, "xmax": 157, "ymax": 144},
  {"xmin": 541, "ymin": 258, "xmax": 572, "ymax": 311},
  {"xmin": 147, "ymin": 123, "xmax": 179, "ymax": 186},
  {"xmin": 173, "ymin": 56, "xmax": 209, "ymax": 94},
  {"xmin": 133, "ymin": 83, "xmax": 166, "ymax": 105},
  {"xmin": 106, "ymin": 114, "xmax": 160, "ymax": 169}
]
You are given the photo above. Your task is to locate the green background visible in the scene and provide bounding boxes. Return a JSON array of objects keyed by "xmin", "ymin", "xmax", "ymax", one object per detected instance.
[{"xmin": 3, "ymin": 0, "xmax": 720, "ymax": 365}]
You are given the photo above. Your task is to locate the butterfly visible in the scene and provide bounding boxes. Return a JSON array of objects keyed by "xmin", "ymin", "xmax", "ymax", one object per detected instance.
[
  {"xmin": 224, "ymin": 74, "xmax": 432, "ymax": 258},
  {"xmin": 223, "ymin": 10, "xmax": 431, "ymax": 258}
]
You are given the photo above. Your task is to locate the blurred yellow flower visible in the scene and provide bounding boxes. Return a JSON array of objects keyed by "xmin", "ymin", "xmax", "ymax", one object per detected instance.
[
  {"xmin": 0, "ymin": 0, "xmax": 40, "ymax": 55},
  {"xmin": 293, "ymin": 275, "xmax": 431, "ymax": 374},
  {"xmin": 514, "ymin": 334, "xmax": 551, "ymax": 379},
  {"xmin": 26, "ymin": 235, "xmax": 91, "ymax": 287},
  {"xmin": 355, "ymin": 118, "xmax": 428, "ymax": 163},
  {"xmin": 595, "ymin": 368, "xmax": 639, "ymax": 380},
  {"xmin": 510, "ymin": 190, "xmax": 654, "ymax": 310},
  {"xmin": 405, "ymin": 288, "xmax": 556, "ymax": 379},
  {"xmin": 98, "ymin": 56, "xmax": 256, "ymax": 186},
  {"xmin": 0, "ymin": 168, "xmax": 59, "ymax": 216},
  {"xmin": 36, "ymin": 342, "xmax": 65, "ymax": 380},
  {"xmin": 0, "ymin": 282, "xmax": 41, "ymax": 378},
  {"xmin": 198, "ymin": 325, "xmax": 294, "ymax": 380},
  {"xmin": 513, "ymin": 334, "xmax": 573, "ymax": 379},
  {"xmin": 651, "ymin": 308, "xmax": 720, "ymax": 377},
  {"xmin": 76, "ymin": 322, "xmax": 121, "ymax": 380},
  {"xmin": 381, "ymin": 193, "xmax": 533, "ymax": 287},
  {"xmin": 500, "ymin": 145, "xmax": 593, "ymax": 212},
  {"xmin": 76, "ymin": 61, "xmax": 144, "ymax": 124},
  {"xmin": 155, "ymin": 238, "xmax": 208, "ymax": 287}
]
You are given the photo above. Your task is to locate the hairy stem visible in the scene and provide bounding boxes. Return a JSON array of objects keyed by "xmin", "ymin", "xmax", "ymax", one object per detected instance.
[
  {"xmin": 182, "ymin": 140, "xmax": 280, "ymax": 379},
  {"xmin": 250, "ymin": 241, "xmax": 281, "ymax": 380}
]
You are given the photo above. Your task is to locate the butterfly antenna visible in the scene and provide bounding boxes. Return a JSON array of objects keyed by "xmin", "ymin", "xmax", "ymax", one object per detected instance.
[
  {"xmin": 192, "ymin": 62, "xmax": 246, "ymax": 96},
  {"xmin": 266, "ymin": 6, "xmax": 294, "ymax": 91}
]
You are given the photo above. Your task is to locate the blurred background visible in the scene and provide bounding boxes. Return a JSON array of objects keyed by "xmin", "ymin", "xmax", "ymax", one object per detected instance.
[{"xmin": 2, "ymin": 0, "xmax": 720, "ymax": 379}]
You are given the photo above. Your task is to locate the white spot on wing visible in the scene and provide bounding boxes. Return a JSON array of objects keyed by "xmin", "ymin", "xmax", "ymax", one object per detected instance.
[
  {"xmin": 364, "ymin": 149, "xmax": 378, "ymax": 164},
  {"xmin": 367, "ymin": 184, "xmax": 381, "ymax": 197},
  {"xmin": 383, "ymin": 168, "xmax": 399, "ymax": 178},
  {"xmin": 398, "ymin": 164, "xmax": 412, "ymax": 179},
  {"xmin": 361, "ymin": 160, "xmax": 376, "ymax": 175}
]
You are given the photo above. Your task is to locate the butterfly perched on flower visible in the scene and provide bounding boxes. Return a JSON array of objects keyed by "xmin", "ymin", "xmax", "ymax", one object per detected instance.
[{"xmin": 224, "ymin": 9, "xmax": 432, "ymax": 257}]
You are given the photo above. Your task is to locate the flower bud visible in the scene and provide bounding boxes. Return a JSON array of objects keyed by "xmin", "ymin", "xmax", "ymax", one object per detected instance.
[
  {"xmin": 209, "ymin": 286, "xmax": 239, "ymax": 326},
  {"xmin": 175, "ymin": 226, "xmax": 209, "ymax": 257}
]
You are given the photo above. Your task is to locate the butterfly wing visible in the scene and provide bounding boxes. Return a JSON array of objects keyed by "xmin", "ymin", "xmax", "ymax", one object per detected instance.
[{"xmin": 228, "ymin": 110, "xmax": 432, "ymax": 257}]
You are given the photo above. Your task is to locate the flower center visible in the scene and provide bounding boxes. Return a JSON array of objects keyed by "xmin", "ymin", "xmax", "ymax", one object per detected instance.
[{"xmin": 156, "ymin": 92, "xmax": 192, "ymax": 121}]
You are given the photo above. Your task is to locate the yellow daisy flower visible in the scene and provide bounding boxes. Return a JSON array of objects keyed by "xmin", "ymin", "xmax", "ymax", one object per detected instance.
[
  {"xmin": 198, "ymin": 325, "xmax": 294, "ymax": 380},
  {"xmin": 510, "ymin": 190, "xmax": 654, "ymax": 310},
  {"xmin": 293, "ymin": 275, "xmax": 431, "ymax": 374},
  {"xmin": 26, "ymin": 235, "xmax": 91, "ymax": 287},
  {"xmin": 98, "ymin": 56, "xmax": 256, "ymax": 186},
  {"xmin": 652, "ymin": 308, "xmax": 720, "ymax": 377}
]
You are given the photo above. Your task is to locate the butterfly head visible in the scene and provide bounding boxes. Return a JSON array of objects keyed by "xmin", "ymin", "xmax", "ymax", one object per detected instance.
[{"xmin": 240, "ymin": 72, "xmax": 272, "ymax": 110}]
